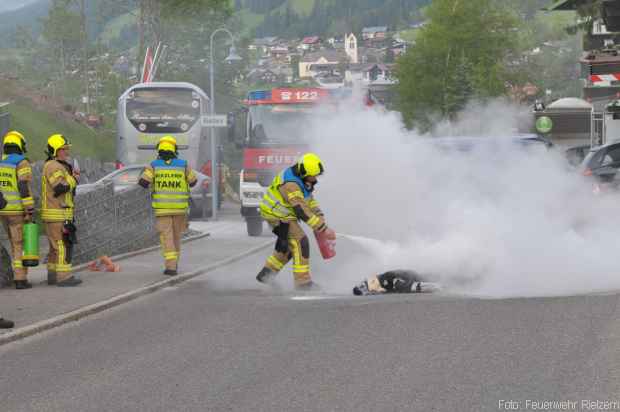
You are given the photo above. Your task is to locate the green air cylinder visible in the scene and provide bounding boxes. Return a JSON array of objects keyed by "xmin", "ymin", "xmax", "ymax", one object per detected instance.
[{"xmin": 22, "ymin": 222, "xmax": 40, "ymax": 267}]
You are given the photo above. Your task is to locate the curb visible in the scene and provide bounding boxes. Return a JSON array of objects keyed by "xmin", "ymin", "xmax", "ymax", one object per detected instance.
[
  {"xmin": 28, "ymin": 231, "xmax": 212, "ymax": 286},
  {"xmin": 0, "ymin": 239, "xmax": 272, "ymax": 346}
]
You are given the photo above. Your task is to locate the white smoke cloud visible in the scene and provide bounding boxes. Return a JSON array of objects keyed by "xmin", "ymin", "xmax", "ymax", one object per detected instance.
[{"xmin": 308, "ymin": 99, "xmax": 620, "ymax": 298}]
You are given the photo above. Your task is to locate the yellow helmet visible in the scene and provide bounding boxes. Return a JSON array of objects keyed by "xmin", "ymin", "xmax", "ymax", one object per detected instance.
[
  {"xmin": 3, "ymin": 130, "xmax": 26, "ymax": 152},
  {"xmin": 47, "ymin": 134, "xmax": 71, "ymax": 157},
  {"xmin": 157, "ymin": 135, "xmax": 177, "ymax": 153},
  {"xmin": 297, "ymin": 153, "xmax": 324, "ymax": 178}
]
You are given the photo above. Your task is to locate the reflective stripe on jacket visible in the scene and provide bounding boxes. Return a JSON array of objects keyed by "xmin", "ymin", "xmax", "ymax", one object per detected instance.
[
  {"xmin": 41, "ymin": 160, "xmax": 76, "ymax": 222},
  {"xmin": 151, "ymin": 158, "xmax": 190, "ymax": 216},
  {"xmin": 0, "ymin": 154, "xmax": 25, "ymax": 214},
  {"xmin": 259, "ymin": 167, "xmax": 310, "ymax": 221}
]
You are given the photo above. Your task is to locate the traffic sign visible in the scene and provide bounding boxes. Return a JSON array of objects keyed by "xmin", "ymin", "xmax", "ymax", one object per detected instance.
[
  {"xmin": 202, "ymin": 114, "xmax": 228, "ymax": 128},
  {"xmin": 536, "ymin": 116, "xmax": 553, "ymax": 134}
]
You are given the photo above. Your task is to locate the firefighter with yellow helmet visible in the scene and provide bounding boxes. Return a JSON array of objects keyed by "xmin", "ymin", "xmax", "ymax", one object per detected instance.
[
  {"xmin": 41, "ymin": 134, "xmax": 81, "ymax": 286},
  {"xmin": 257, "ymin": 153, "xmax": 335, "ymax": 290},
  {"xmin": 139, "ymin": 136, "xmax": 197, "ymax": 276},
  {"xmin": 0, "ymin": 131, "xmax": 35, "ymax": 289}
]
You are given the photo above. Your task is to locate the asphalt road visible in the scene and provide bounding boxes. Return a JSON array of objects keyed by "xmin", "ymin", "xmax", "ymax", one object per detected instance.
[{"xmin": 2, "ymin": 238, "xmax": 620, "ymax": 412}]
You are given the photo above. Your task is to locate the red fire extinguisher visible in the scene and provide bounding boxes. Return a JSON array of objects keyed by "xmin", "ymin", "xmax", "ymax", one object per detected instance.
[{"xmin": 314, "ymin": 229, "xmax": 336, "ymax": 260}]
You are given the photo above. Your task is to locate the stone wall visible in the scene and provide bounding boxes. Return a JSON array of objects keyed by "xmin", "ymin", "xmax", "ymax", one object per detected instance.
[{"xmin": 72, "ymin": 182, "xmax": 158, "ymax": 265}]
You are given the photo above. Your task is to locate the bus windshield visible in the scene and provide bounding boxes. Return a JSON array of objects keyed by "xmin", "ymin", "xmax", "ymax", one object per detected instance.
[
  {"xmin": 249, "ymin": 104, "xmax": 316, "ymax": 146},
  {"xmin": 126, "ymin": 88, "xmax": 201, "ymax": 134}
]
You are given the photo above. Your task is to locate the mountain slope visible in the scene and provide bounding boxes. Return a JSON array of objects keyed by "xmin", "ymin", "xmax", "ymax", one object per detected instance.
[
  {"xmin": 0, "ymin": 0, "xmax": 51, "ymax": 47},
  {"xmin": 237, "ymin": 0, "xmax": 431, "ymax": 38},
  {"xmin": 0, "ymin": 0, "xmax": 41, "ymax": 13}
]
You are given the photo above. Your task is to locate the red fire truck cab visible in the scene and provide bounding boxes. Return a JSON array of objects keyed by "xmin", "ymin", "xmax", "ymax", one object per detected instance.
[{"xmin": 237, "ymin": 87, "xmax": 338, "ymax": 236}]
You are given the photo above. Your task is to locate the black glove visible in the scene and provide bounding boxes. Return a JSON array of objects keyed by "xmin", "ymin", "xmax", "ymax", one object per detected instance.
[
  {"xmin": 0, "ymin": 192, "xmax": 6, "ymax": 210},
  {"xmin": 272, "ymin": 222, "xmax": 289, "ymax": 254},
  {"xmin": 62, "ymin": 221, "xmax": 78, "ymax": 245}
]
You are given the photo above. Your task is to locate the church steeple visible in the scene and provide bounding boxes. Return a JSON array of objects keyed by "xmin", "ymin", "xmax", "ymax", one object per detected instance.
[{"xmin": 345, "ymin": 33, "xmax": 358, "ymax": 64}]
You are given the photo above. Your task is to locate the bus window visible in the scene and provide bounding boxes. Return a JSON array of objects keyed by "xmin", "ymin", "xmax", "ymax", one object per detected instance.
[{"xmin": 126, "ymin": 88, "xmax": 200, "ymax": 134}]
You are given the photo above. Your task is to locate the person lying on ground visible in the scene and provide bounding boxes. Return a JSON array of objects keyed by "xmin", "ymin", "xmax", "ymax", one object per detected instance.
[{"xmin": 353, "ymin": 269, "xmax": 441, "ymax": 296}]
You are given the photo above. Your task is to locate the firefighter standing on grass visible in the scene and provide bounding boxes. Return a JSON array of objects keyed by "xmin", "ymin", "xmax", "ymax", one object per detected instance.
[
  {"xmin": 139, "ymin": 136, "xmax": 197, "ymax": 276},
  {"xmin": 41, "ymin": 134, "xmax": 81, "ymax": 287},
  {"xmin": 256, "ymin": 153, "xmax": 335, "ymax": 290},
  {"xmin": 0, "ymin": 131, "xmax": 35, "ymax": 290}
]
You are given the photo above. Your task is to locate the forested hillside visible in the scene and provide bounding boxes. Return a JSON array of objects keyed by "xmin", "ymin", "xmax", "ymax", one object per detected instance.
[{"xmin": 237, "ymin": 0, "xmax": 431, "ymax": 37}]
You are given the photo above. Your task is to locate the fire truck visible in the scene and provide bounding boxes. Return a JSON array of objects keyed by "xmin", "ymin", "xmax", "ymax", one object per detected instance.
[{"xmin": 236, "ymin": 87, "xmax": 337, "ymax": 236}]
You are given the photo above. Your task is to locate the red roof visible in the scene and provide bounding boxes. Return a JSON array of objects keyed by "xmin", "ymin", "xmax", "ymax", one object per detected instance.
[{"xmin": 302, "ymin": 36, "xmax": 320, "ymax": 44}]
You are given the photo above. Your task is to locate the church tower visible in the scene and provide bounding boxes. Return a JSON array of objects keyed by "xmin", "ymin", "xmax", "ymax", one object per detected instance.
[{"xmin": 345, "ymin": 33, "xmax": 358, "ymax": 64}]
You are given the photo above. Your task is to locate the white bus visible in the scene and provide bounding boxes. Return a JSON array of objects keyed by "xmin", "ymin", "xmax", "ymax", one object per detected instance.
[{"xmin": 116, "ymin": 82, "xmax": 210, "ymax": 169}]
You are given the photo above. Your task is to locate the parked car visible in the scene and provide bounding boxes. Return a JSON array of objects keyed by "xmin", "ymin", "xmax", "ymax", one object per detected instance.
[
  {"xmin": 565, "ymin": 144, "xmax": 591, "ymax": 168},
  {"xmin": 77, "ymin": 164, "xmax": 212, "ymax": 218},
  {"xmin": 579, "ymin": 141, "xmax": 620, "ymax": 193},
  {"xmin": 428, "ymin": 134, "xmax": 554, "ymax": 152}
]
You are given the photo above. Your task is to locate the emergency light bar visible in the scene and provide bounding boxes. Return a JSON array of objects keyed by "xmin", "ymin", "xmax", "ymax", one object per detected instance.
[{"xmin": 245, "ymin": 88, "xmax": 331, "ymax": 105}]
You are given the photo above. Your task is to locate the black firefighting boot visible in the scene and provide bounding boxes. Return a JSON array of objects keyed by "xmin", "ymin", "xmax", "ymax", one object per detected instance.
[
  {"xmin": 0, "ymin": 318, "xmax": 14, "ymax": 329},
  {"xmin": 164, "ymin": 269, "xmax": 178, "ymax": 276},
  {"xmin": 57, "ymin": 277, "xmax": 82, "ymax": 287},
  {"xmin": 15, "ymin": 280, "xmax": 33, "ymax": 290},
  {"xmin": 256, "ymin": 267, "xmax": 277, "ymax": 284},
  {"xmin": 47, "ymin": 271, "xmax": 57, "ymax": 285}
]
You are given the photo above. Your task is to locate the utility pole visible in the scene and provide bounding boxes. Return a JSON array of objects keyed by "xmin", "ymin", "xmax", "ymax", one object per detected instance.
[{"xmin": 79, "ymin": 0, "xmax": 90, "ymax": 114}]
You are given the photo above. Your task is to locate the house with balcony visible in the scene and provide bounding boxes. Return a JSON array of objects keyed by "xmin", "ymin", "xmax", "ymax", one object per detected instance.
[{"xmin": 362, "ymin": 26, "xmax": 388, "ymax": 41}]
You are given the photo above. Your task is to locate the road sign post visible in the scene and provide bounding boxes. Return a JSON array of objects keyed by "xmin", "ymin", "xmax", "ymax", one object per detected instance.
[{"xmin": 201, "ymin": 115, "xmax": 228, "ymax": 128}]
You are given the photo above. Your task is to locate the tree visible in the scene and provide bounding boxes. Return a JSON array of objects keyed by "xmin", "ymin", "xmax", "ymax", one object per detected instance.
[
  {"xmin": 291, "ymin": 55, "xmax": 301, "ymax": 80},
  {"xmin": 41, "ymin": 0, "xmax": 82, "ymax": 78},
  {"xmin": 13, "ymin": 25, "xmax": 34, "ymax": 49},
  {"xmin": 395, "ymin": 0, "xmax": 520, "ymax": 130}
]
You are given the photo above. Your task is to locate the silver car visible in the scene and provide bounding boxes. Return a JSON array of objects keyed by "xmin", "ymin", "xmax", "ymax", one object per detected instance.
[{"xmin": 80, "ymin": 164, "xmax": 212, "ymax": 219}]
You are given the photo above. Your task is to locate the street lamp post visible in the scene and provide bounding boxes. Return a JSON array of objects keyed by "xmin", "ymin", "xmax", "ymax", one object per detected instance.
[{"xmin": 209, "ymin": 28, "xmax": 242, "ymax": 220}]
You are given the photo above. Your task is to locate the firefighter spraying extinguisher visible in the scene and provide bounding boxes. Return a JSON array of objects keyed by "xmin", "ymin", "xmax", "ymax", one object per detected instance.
[{"xmin": 255, "ymin": 153, "xmax": 336, "ymax": 291}]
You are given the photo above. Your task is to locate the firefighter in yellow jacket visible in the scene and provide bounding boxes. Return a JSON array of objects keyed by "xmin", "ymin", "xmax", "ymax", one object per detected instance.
[
  {"xmin": 139, "ymin": 136, "xmax": 197, "ymax": 276},
  {"xmin": 42, "ymin": 134, "xmax": 81, "ymax": 286},
  {"xmin": 0, "ymin": 131, "xmax": 34, "ymax": 289},
  {"xmin": 257, "ymin": 153, "xmax": 335, "ymax": 290}
]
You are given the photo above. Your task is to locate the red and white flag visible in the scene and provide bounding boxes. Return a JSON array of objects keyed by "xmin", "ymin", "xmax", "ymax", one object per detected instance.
[{"xmin": 141, "ymin": 46, "xmax": 154, "ymax": 83}]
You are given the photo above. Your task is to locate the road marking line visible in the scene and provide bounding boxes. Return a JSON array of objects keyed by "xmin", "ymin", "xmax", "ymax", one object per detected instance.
[{"xmin": 290, "ymin": 295, "xmax": 345, "ymax": 301}]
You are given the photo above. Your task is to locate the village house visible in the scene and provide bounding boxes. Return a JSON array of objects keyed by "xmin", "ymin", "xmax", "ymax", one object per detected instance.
[
  {"xmin": 362, "ymin": 26, "xmax": 388, "ymax": 41},
  {"xmin": 249, "ymin": 37, "xmax": 279, "ymax": 54},
  {"xmin": 390, "ymin": 42, "xmax": 407, "ymax": 57},
  {"xmin": 345, "ymin": 63, "xmax": 396, "ymax": 86},
  {"xmin": 269, "ymin": 46, "xmax": 290, "ymax": 62},
  {"xmin": 246, "ymin": 68, "xmax": 280, "ymax": 84},
  {"xmin": 299, "ymin": 36, "xmax": 321, "ymax": 51},
  {"xmin": 299, "ymin": 50, "xmax": 344, "ymax": 79}
]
